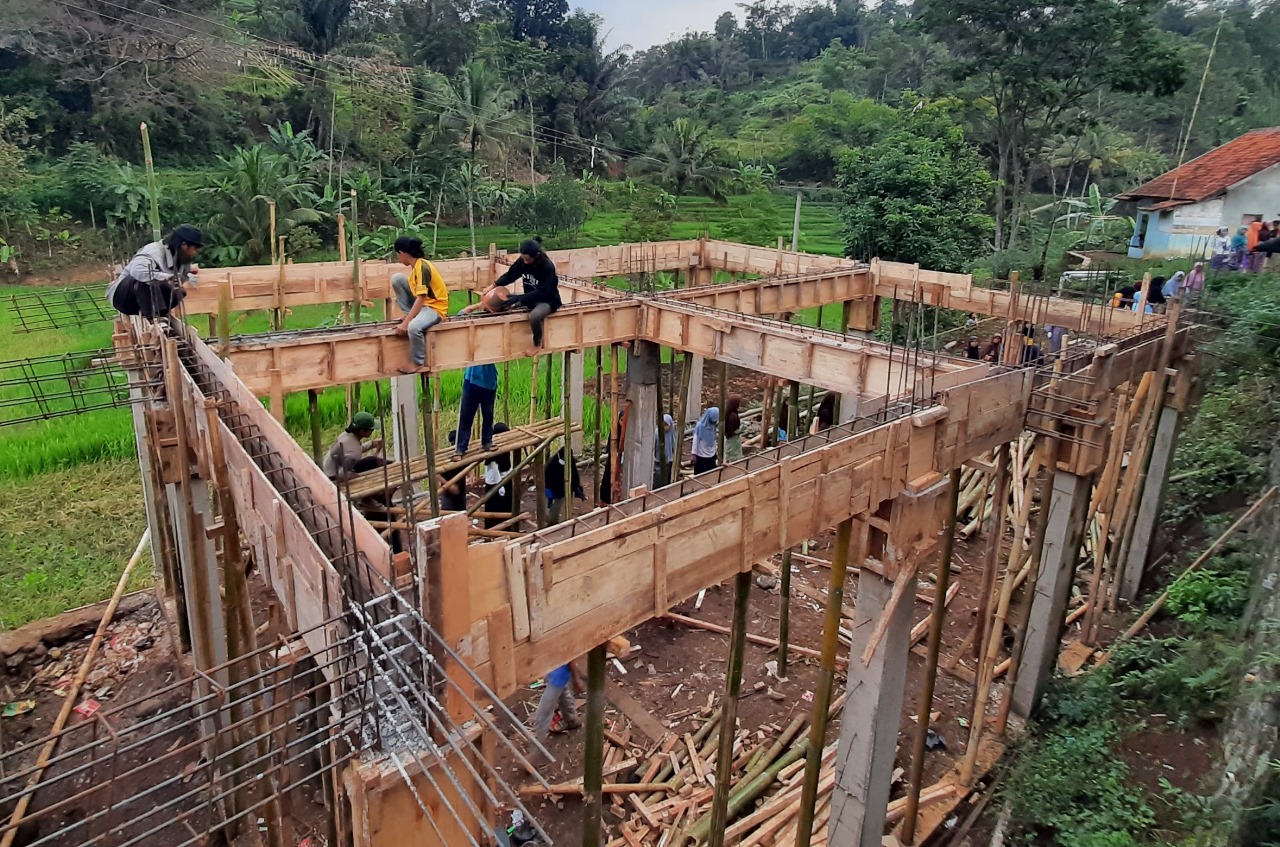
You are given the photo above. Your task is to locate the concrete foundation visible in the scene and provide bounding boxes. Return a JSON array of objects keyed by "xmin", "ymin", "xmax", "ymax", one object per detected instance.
[
  {"xmin": 1012, "ymin": 471, "xmax": 1091, "ymax": 718},
  {"xmin": 830, "ymin": 567, "xmax": 916, "ymax": 846},
  {"xmin": 1120, "ymin": 406, "xmax": 1180, "ymax": 601}
]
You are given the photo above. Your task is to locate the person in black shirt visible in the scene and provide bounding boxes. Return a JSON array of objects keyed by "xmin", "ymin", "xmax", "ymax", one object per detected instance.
[
  {"xmin": 545, "ymin": 446, "xmax": 586, "ymax": 525},
  {"xmin": 462, "ymin": 237, "xmax": 561, "ymax": 358},
  {"xmin": 965, "ymin": 336, "xmax": 981, "ymax": 360}
]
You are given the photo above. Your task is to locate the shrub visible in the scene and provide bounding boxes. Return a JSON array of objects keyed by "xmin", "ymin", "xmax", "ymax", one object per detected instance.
[
  {"xmin": 504, "ymin": 174, "xmax": 588, "ymax": 240},
  {"xmin": 1111, "ymin": 636, "xmax": 1245, "ymax": 723},
  {"xmin": 1166, "ymin": 568, "xmax": 1250, "ymax": 627}
]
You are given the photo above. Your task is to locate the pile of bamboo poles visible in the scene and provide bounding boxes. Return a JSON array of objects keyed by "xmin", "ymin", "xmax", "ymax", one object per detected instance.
[{"xmin": 955, "ymin": 432, "xmax": 1040, "ymax": 542}]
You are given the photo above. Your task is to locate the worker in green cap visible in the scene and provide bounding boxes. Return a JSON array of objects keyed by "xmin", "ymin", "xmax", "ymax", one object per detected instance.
[{"xmin": 322, "ymin": 411, "xmax": 385, "ymax": 481}]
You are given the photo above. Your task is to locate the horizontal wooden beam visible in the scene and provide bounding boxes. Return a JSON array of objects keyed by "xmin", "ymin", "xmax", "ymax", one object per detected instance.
[{"xmin": 221, "ymin": 299, "xmax": 982, "ymax": 397}]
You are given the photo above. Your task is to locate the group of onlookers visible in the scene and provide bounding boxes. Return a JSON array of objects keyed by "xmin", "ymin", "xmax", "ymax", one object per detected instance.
[{"xmin": 1210, "ymin": 220, "xmax": 1280, "ymax": 272}]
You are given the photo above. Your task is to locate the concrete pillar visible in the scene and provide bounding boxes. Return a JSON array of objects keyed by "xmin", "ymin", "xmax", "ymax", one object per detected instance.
[
  {"xmin": 568, "ymin": 351, "xmax": 585, "ymax": 454},
  {"xmin": 830, "ymin": 567, "xmax": 916, "ymax": 846},
  {"xmin": 390, "ymin": 374, "xmax": 421, "ymax": 464},
  {"xmin": 1120, "ymin": 405, "xmax": 1180, "ymax": 601},
  {"xmin": 1012, "ymin": 471, "xmax": 1092, "ymax": 718},
  {"xmin": 624, "ymin": 342, "xmax": 660, "ymax": 493}
]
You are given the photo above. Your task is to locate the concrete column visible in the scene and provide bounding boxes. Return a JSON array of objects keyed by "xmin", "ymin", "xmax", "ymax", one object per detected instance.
[
  {"xmin": 830, "ymin": 567, "xmax": 916, "ymax": 846},
  {"xmin": 1120, "ymin": 405, "xmax": 1180, "ymax": 601},
  {"xmin": 166, "ymin": 481, "xmax": 228, "ymax": 678},
  {"xmin": 390, "ymin": 374, "xmax": 422, "ymax": 464},
  {"xmin": 1012, "ymin": 471, "xmax": 1092, "ymax": 718},
  {"xmin": 568, "ymin": 351, "xmax": 585, "ymax": 454},
  {"xmin": 624, "ymin": 342, "xmax": 660, "ymax": 493}
]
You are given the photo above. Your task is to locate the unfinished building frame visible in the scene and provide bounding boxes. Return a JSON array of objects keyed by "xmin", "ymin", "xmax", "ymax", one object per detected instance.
[{"xmin": 0, "ymin": 239, "xmax": 1194, "ymax": 847}]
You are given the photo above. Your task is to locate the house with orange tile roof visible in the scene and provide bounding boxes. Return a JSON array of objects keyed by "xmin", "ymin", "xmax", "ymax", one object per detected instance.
[{"xmin": 1118, "ymin": 127, "xmax": 1280, "ymax": 258}]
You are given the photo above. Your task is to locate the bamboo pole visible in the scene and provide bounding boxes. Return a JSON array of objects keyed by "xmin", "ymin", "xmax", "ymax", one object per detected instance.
[
  {"xmin": 140, "ymin": 123, "xmax": 161, "ymax": 243},
  {"xmin": 718, "ymin": 361, "xmax": 728, "ymax": 463},
  {"xmin": 564, "ymin": 351, "xmax": 574, "ymax": 523},
  {"xmin": 973, "ymin": 443, "xmax": 1012, "ymax": 660},
  {"xmin": 1, "ymin": 530, "xmax": 151, "ymax": 847},
  {"xmin": 795, "ymin": 516, "xmax": 854, "ymax": 847},
  {"xmin": 707, "ymin": 570, "xmax": 752, "ymax": 847},
  {"xmin": 420, "ymin": 374, "xmax": 440, "ymax": 517},
  {"xmin": 337, "ymin": 213, "xmax": 347, "ymax": 263},
  {"xmin": 672, "ymin": 352, "xmax": 694, "ymax": 485},
  {"xmin": 778, "ymin": 380, "xmax": 801, "ymax": 677},
  {"xmin": 609, "ymin": 345, "xmax": 622, "ymax": 504},
  {"xmin": 902, "ymin": 468, "xmax": 961, "ymax": 844},
  {"xmin": 583, "ymin": 644, "xmax": 608, "ymax": 847},
  {"xmin": 594, "ymin": 345, "xmax": 604, "ymax": 493}
]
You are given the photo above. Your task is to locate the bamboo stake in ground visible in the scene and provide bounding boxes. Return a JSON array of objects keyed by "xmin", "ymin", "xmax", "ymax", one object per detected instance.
[
  {"xmin": 795, "ymin": 516, "xmax": 854, "ymax": 847},
  {"xmin": 583, "ymin": 644, "xmax": 608, "ymax": 847},
  {"xmin": 707, "ymin": 570, "xmax": 752, "ymax": 847},
  {"xmin": 1, "ymin": 530, "xmax": 150, "ymax": 847},
  {"xmin": 973, "ymin": 443, "xmax": 1012, "ymax": 660},
  {"xmin": 778, "ymin": 380, "xmax": 801, "ymax": 677},
  {"xmin": 901, "ymin": 468, "xmax": 961, "ymax": 845}
]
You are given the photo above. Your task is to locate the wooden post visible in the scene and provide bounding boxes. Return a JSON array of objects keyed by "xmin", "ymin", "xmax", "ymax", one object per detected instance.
[
  {"xmin": 707, "ymin": 569, "xmax": 752, "ymax": 847},
  {"xmin": 308, "ymin": 389, "xmax": 323, "ymax": 461},
  {"xmin": 901, "ymin": 468, "xmax": 961, "ymax": 844},
  {"xmin": 777, "ymin": 380, "xmax": 800, "ymax": 677},
  {"xmin": 530, "ymin": 354, "xmax": 540, "ymax": 425},
  {"xmin": 503, "ymin": 360, "xmax": 512, "ymax": 426},
  {"xmin": 796, "ymin": 516, "xmax": 854, "ymax": 847},
  {"xmin": 337, "ymin": 213, "xmax": 347, "ymax": 263},
  {"xmin": 139, "ymin": 123, "xmax": 161, "ymax": 243},
  {"xmin": 269, "ymin": 199, "xmax": 277, "ymax": 264},
  {"xmin": 273, "ymin": 235, "xmax": 286, "ymax": 331},
  {"xmin": 582, "ymin": 644, "xmax": 607, "ymax": 847},
  {"xmin": 593, "ymin": 345, "xmax": 603, "ymax": 495}
]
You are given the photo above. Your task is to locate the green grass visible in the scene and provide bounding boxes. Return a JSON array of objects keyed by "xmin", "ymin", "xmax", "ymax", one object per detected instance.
[
  {"xmin": 0, "ymin": 192, "xmax": 848, "ymax": 628},
  {"xmin": 0, "ymin": 460, "xmax": 149, "ymax": 629}
]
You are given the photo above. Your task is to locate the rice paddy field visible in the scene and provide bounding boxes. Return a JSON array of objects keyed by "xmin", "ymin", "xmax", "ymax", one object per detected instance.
[{"xmin": 0, "ymin": 193, "xmax": 845, "ymax": 629}]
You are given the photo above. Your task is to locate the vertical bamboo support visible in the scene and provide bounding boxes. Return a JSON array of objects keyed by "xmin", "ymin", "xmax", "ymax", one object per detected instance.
[
  {"xmin": 672, "ymin": 352, "xmax": 694, "ymax": 485},
  {"xmin": 777, "ymin": 380, "xmax": 801, "ymax": 677},
  {"xmin": 707, "ymin": 569, "xmax": 753, "ymax": 847},
  {"xmin": 582, "ymin": 645, "xmax": 607, "ymax": 847},
  {"xmin": 217, "ymin": 279, "xmax": 231, "ymax": 355},
  {"xmin": 139, "ymin": 123, "xmax": 161, "ymax": 243},
  {"xmin": 564, "ymin": 351, "xmax": 574, "ymax": 523},
  {"xmin": 269, "ymin": 200, "xmax": 278, "ymax": 265},
  {"xmin": 504, "ymin": 360, "xmax": 512, "ymax": 426},
  {"xmin": 347, "ymin": 191, "xmax": 362, "ymax": 418},
  {"xmin": 273, "ymin": 234, "xmax": 286, "ymax": 332},
  {"xmin": 795, "ymin": 516, "xmax": 854, "ymax": 847},
  {"xmin": 761, "ymin": 379, "xmax": 777, "ymax": 448},
  {"xmin": 593, "ymin": 345, "xmax": 604, "ymax": 494},
  {"xmin": 902, "ymin": 469, "xmax": 961, "ymax": 844},
  {"xmin": 308, "ymin": 390, "xmax": 323, "ymax": 461},
  {"xmin": 337, "ymin": 213, "xmax": 347, "ymax": 263},
  {"xmin": 973, "ymin": 443, "xmax": 1012, "ymax": 660},
  {"xmin": 530, "ymin": 355, "xmax": 540, "ymax": 425},
  {"xmin": 432, "ymin": 375, "xmax": 442, "ymax": 457},
  {"xmin": 717, "ymin": 361, "xmax": 728, "ymax": 462},
  {"xmin": 544, "ymin": 351, "xmax": 554, "ymax": 420},
  {"xmin": 609, "ymin": 345, "xmax": 622, "ymax": 504}
]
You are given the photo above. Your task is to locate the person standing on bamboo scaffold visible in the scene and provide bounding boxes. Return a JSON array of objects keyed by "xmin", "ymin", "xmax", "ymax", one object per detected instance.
[
  {"xmin": 390, "ymin": 235, "xmax": 449, "ymax": 374},
  {"xmin": 459, "ymin": 237, "xmax": 561, "ymax": 358},
  {"xmin": 454, "ymin": 363, "xmax": 499, "ymax": 459}
]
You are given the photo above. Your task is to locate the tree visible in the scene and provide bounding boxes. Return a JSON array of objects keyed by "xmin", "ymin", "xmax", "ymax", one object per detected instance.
[
  {"xmin": 507, "ymin": 0, "xmax": 568, "ymax": 43},
  {"xmin": 439, "ymin": 60, "xmax": 514, "ymax": 254},
  {"xmin": 280, "ymin": 0, "xmax": 353, "ymax": 55},
  {"xmin": 837, "ymin": 106, "xmax": 994, "ymax": 272},
  {"xmin": 505, "ymin": 174, "xmax": 587, "ymax": 239},
  {"xmin": 920, "ymin": 0, "xmax": 1185, "ymax": 251},
  {"xmin": 630, "ymin": 119, "xmax": 729, "ymax": 204}
]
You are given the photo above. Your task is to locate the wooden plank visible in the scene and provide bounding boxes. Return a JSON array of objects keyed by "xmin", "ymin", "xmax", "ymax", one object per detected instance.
[
  {"xmin": 487, "ymin": 605, "xmax": 517, "ymax": 698},
  {"xmin": 606, "ymin": 679, "xmax": 673, "ymax": 744}
]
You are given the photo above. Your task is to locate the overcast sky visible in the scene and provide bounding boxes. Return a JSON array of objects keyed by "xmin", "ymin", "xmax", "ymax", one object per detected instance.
[{"xmin": 578, "ymin": 0, "xmax": 732, "ymax": 52}]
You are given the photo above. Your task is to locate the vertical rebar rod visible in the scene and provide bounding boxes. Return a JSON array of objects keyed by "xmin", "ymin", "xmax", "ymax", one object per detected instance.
[
  {"xmin": 581, "ymin": 645, "xmax": 607, "ymax": 847},
  {"xmin": 420, "ymin": 374, "xmax": 440, "ymax": 517},
  {"xmin": 901, "ymin": 467, "xmax": 961, "ymax": 845},
  {"xmin": 707, "ymin": 568, "xmax": 752, "ymax": 847},
  {"xmin": 795, "ymin": 516, "xmax": 854, "ymax": 847}
]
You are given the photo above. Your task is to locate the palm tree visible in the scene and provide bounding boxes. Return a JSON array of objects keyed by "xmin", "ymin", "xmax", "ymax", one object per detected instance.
[
  {"xmin": 631, "ymin": 119, "xmax": 729, "ymax": 205},
  {"xmin": 202, "ymin": 145, "xmax": 324, "ymax": 264},
  {"xmin": 440, "ymin": 61, "xmax": 515, "ymax": 255}
]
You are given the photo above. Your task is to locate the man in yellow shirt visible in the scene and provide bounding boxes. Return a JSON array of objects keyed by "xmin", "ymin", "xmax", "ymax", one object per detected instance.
[{"xmin": 391, "ymin": 235, "xmax": 449, "ymax": 372}]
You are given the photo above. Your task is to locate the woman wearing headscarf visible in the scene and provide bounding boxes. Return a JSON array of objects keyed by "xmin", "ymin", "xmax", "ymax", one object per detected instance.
[
  {"xmin": 1183, "ymin": 262, "xmax": 1205, "ymax": 306},
  {"xmin": 723, "ymin": 395, "xmax": 743, "ymax": 462},
  {"xmin": 691, "ymin": 407, "xmax": 720, "ymax": 474},
  {"xmin": 1161, "ymin": 271, "xmax": 1185, "ymax": 300}
]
